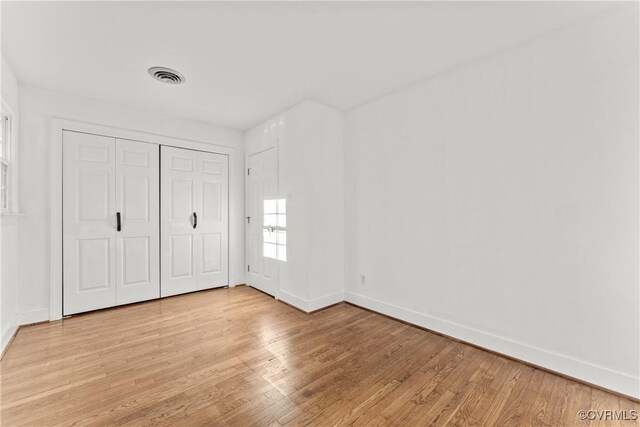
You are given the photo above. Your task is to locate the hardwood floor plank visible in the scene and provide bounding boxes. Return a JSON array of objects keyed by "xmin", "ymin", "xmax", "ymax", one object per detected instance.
[
  {"xmin": 1, "ymin": 286, "xmax": 637, "ymax": 426},
  {"xmin": 441, "ymin": 354, "xmax": 504, "ymax": 426},
  {"xmin": 494, "ymin": 365, "xmax": 546, "ymax": 426}
]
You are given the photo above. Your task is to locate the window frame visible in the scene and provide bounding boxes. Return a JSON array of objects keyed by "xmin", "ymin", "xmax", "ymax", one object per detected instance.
[{"xmin": 0, "ymin": 98, "xmax": 19, "ymax": 214}]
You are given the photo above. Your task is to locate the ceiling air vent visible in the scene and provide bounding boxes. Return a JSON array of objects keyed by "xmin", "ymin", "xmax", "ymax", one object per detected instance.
[{"xmin": 148, "ymin": 67, "xmax": 185, "ymax": 84}]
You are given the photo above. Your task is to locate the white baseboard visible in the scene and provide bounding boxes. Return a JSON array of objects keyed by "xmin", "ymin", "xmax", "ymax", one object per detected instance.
[
  {"xmin": 276, "ymin": 289, "xmax": 309, "ymax": 312},
  {"xmin": 308, "ymin": 291, "xmax": 344, "ymax": 312},
  {"xmin": 276, "ymin": 290, "xmax": 344, "ymax": 313},
  {"xmin": 1, "ymin": 320, "xmax": 19, "ymax": 357},
  {"xmin": 345, "ymin": 291, "xmax": 640, "ymax": 400},
  {"xmin": 17, "ymin": 309, "xmax": 49, "ymax": 325},
  {"xmin": 229, "ymin": 276, "xmax": 246, "ymax": 287},
  {"xmin": 1, "ymin": 309, "xmax": 49, "ymax": 357}
]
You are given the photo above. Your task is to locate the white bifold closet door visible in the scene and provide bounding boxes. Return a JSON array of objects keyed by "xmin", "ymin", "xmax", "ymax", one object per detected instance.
[
  {"xmin": 160, "ymin": 146, "xmax": 229, "ymax": 297},
  {"xmin": 63, "ymin": 131, "xmax": 159, "ymax": 315}
]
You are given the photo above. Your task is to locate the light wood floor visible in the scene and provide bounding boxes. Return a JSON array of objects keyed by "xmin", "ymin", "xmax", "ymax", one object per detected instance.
[{"xmin": 1, "ymin": 286, "xmax": 638, "ymax": 426}]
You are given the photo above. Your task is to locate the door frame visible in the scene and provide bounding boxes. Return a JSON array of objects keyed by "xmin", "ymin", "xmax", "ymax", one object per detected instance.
[{"xmin": 50, "ymin": 118, "xmax": 236, "ymax": 320}]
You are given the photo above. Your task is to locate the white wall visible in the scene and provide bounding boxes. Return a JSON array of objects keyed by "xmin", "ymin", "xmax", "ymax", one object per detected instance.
[
  {"xmin": 1, "ymin": 55, "xmax": 18, "ymax": 107},
  {"xmin": 304, "ymin": 102, "xmax": 344, "ymax": 308},
  {"xmin": 1, "ymin": 215, "xmax": 19, "ymax": 352},
  {"xmin": 246, "ymin": 101, "xmax": 345, "ymax": 311},
  {"xmin": 17, "ymin": 84, "xmax": 245, "ymax": 322},
  {"xmin": 344, "ymin": 6, "xmax": 639, "ymax": 398},
  {"xmin": 1, "ymin": 54, "xmax": 20, "ymax": 354}
]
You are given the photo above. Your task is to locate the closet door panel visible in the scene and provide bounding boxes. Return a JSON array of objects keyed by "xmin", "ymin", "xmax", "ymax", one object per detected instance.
[
  {"xmin": 161, "ymin": 146, "xmax": 198, "ymax": 297},
  {"xmin": 115, "ymin": 139, "xmax": 160, "ymax": 305},
  {"xmin": 63, "ymin": 131, "xmax": 117, "ymax": 315},
  {"xmin": 195, "ymin": 151, "xmax": 229, "ymax": 290}
]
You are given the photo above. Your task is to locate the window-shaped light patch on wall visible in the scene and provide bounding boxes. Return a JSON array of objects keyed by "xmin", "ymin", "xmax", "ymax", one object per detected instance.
[{"xmin": 263, "ymin": 199, "xmax": 286, "ymax": 261}]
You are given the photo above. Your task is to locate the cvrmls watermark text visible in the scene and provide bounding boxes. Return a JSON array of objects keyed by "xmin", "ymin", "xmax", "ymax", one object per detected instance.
[{"xmin": 578, "ymin": 410, "xmax": 638, "ymax": 421}]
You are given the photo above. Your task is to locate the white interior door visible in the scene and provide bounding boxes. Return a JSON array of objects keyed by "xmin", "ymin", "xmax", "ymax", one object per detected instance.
[
  {"xmin": 63, "ymin": 131, "xmax": 117, "ymax": 315},
  {"xmin": 161, "ymin": 146, "xmax": 228, "ymax": 297},
  {"xmin": 115, "ymin": 139, "xmax": 160, "ymax": 305},
  {"xmin": 161, "ymin": 147, "xmax": 197, "ymax": 296},
  {"xmin": 195, "ymin": 150, "xmax": 229, "ymax": 290},
  {"xmin": 247, "ymin": 148, "xmax": 279, "ymax": 296}
]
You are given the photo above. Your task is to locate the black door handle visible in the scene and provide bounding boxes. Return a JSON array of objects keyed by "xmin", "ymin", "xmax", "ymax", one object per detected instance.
[
  {"xmin": 193, "ymin": 212, "xmax": 197, "ymax": 229},
  {"xmin": 116, "ymin": 212, "xmax": 121, "ymax": 232}
]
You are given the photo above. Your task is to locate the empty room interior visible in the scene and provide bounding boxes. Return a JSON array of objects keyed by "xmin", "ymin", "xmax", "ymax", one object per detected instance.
[{"xmin": 1, "ymin": 1, "xmax": 639, "ymax": 425}]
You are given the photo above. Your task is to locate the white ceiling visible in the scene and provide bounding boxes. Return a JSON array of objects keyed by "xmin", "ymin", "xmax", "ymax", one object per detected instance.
[{"xmin": 2, "ymin": 1, "xmax": 615, "ymax": 130}]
